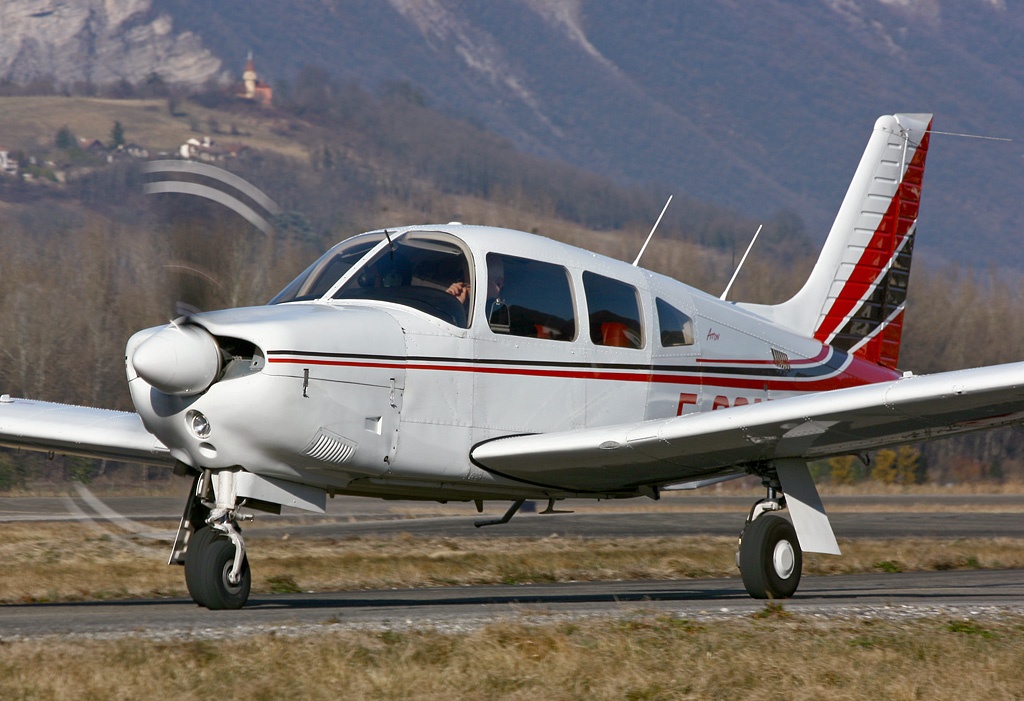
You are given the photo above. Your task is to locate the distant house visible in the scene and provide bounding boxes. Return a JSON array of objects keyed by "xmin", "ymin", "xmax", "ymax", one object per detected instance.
[
  {"xmin": 124, "ymin": 144, "xmax": 150, "ymax": 159},
  {"xmin": 78, "ymin": 138, "xmax": 107, "ymax": 153},
  {"xmin": 179, "ymin": 136, "xmax": 250, "ymax": 162},
  {"xmin": 0, "ymin": 148, "xmax": 18, "ymax": 175}
]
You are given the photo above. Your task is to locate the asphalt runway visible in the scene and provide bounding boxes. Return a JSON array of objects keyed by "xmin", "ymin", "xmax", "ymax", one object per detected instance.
[
  {"xmin": 4, "ymin": 570, "xmax": 1024, "ymax": 639},
  {"xmin": 2, "ymin": 494, "xmax": 1024, "ymax": 638}
]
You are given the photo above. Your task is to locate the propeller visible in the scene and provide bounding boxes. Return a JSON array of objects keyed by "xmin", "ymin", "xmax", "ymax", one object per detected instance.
[{"xmin": 141, "ymin": 160, "xmax": 283, "ymax": 317}]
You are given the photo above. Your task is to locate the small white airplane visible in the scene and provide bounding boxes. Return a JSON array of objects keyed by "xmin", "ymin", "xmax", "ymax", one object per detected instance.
[{"xmin": 3, "ymin": 113, "xmax": 1023, "ymax": 610}]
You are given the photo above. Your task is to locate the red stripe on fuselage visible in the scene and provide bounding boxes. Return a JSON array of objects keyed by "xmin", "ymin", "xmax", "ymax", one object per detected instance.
[{"xmin": 266, "ymin": 351, "xmax": 899, "ymax": 393}]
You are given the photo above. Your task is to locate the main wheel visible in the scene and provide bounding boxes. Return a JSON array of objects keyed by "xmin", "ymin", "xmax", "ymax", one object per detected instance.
[
  {"xmin": 739, "ymin": 514, "xmax": 802, "ymax": 599},
  {"xmin": 184, "ymin": 526, "xmax": 251, "ymax": 610}
]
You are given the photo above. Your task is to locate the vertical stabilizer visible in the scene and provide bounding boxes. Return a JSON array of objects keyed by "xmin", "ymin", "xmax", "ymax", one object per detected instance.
[{"xmin": 742, "ymin": 113, "xmax": 932, "ymax": 369}]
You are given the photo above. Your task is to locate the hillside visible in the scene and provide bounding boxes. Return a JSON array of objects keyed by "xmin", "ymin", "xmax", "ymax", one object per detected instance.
[
  {"xmin": 2, "ymin": 0, "xmax": 1020, "ymax": 270},
  {"xmin": 150, "ymin": 0, "xmax": 1023, "ymax": 270},
  {"xmin": 0, "ymin": 96, "xmax": 305, "ymax": 159},
  {"xmin": 0, "ymin": 92, "xmax": 805, "ymax": 297}
]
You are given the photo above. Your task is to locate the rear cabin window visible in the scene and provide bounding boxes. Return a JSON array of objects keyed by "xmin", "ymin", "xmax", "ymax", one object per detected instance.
[
  {"xmin": 655, "ymin": 297, "xmax": 695, "ymax": 347},
  {"xmin": 485, "ymin": 253, "xmax": 575, "ymax": 341},
  {"xmin": 583, "ymin": 272, "xmax": 644, "ymax": 349}
]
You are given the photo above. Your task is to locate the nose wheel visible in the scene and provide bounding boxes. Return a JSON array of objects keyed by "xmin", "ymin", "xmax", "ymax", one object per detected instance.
[
  {"xmin": 184, "ymin": 524, "xmax": 251, "ymax": 610},
  {"xmin": 738, "ymin": 513, "xmax": 802, "ymax": 599}
]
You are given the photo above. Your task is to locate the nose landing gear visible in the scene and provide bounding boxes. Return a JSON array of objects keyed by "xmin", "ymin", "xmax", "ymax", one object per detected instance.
[
  {"xmin": 174, "ymin": 470, "xmax": 253, "ymax": 610},
  {"xmin": 184, "ymin": 521, "xmax": 251, "ymax": 610}
]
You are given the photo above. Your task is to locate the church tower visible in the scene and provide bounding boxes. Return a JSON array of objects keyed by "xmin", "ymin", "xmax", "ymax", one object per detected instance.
[
  {"xmin": 238, "ymin": 52, "xmax": 272, "ymax": 107},
  {"xmin": 242, "ymin": 52, "xmax": 258, "ymax": 99}
]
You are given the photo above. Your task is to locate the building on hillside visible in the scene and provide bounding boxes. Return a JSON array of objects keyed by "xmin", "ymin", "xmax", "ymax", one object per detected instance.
[
  {"xmin": 124, "ymin": 144, "xmax": 150, "ymax": 159},
  {"xmin": 78, "ymin": 138, "xmax": 106, "ymax": 153},
  {"xmin": 238, "ymin": 52, "xmax": 272, "ymax": 107},
  {"xmin": 0, "ymin": 148, "xmax": 17, "ymax": 175},
  {"xmin": 179, "ymin": 136, "xmax": 250, "ymax": 162}
]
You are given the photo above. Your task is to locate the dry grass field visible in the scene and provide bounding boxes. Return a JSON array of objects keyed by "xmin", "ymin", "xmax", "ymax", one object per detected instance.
[
  {"xmin": 4, "ymin": 518, "xmax": 1024, "ymax": 697},
  {"xmin": 3, "ymin": 613, "xmax": 1024, "ymax": 699}
]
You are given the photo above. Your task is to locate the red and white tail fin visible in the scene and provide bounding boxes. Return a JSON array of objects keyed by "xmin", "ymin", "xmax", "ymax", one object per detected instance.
[{"xmin": 744, "ymin": 113, "xmax": 932, "ymax": 369}]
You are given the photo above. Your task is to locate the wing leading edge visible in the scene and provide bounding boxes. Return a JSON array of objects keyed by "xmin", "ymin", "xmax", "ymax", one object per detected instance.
[
  {"xmin": 471, "ymin": 363, "xmax": 1024, "ymax": 493},
  {"xmin": 0, "ymin": 397, "xmax": 173, "ymax": 466}
]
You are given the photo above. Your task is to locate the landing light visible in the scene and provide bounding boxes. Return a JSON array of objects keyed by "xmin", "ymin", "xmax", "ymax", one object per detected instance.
[{"xmin": 187, "ymin": 410, "xmax": 212, "ymax": 439}]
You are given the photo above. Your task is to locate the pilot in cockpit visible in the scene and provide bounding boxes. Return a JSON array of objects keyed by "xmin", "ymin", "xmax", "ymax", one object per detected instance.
[{"xmin": 446, "ymin": 256, "xmax": 504, "ymax": 322}]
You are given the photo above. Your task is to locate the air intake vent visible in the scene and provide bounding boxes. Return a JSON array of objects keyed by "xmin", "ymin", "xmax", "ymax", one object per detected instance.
[
  {"xmin": 304, "ymin": 430, "xmax": 356, "ymax": 465},
  {"xmin": 771, "ymin": 348, "xmax": 792, "ymax": 371}
]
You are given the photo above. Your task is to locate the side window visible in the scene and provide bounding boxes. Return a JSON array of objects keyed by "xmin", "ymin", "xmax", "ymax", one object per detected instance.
[
  {"xmin": 583, "ymin": 271, "xmax": 644, "ymax": 349},
  {"xmin": 485, "ymin": 253, "xmax": 575, "ymax": 341},
  {"xmin": 656, "ymin": 297, "xmax": 695, "ymax": 347}
]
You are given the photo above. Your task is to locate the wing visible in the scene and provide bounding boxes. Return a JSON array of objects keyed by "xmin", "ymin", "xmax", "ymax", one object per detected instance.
[
  {"xmin": 471, "ymin": 362, "xmax": 1024, "ymax": 493},
  {"xmin": 0, "ymin": 397, "xmax": 173, "ymax": 466}
]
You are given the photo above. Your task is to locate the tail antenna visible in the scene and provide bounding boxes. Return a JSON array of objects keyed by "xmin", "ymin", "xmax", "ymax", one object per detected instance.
[
  {"xmin": 720, "ymin": 224, "xmax": 763, "ymax": 301},
  {"xmin": 632, "ymin": 195, "xmax": 673, "ymax": 267}
]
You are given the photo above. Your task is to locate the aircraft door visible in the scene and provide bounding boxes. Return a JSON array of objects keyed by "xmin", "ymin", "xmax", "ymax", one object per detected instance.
[
  {"xmin": 473, "ymin": 253, "xmax": 586, "ymax": 436},
  {"xmin": 581, "ymin": 271, "xmax": 651, "ymax": 427}
]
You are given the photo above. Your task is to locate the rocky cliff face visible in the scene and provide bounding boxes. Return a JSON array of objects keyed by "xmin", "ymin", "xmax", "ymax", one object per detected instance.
[{"xmin": 0, "ymin": 0, "xmax": 224, "ymax": 86}]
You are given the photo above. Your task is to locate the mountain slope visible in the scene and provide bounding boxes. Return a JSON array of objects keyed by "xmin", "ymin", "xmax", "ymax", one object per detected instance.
[
  {"xmin": 6, "ymin": 0, "xmax": 1023, "ymax": 269},
  {"xmin": 151, "ymin": 0, "xmax": 1023, "ymax": 269}
]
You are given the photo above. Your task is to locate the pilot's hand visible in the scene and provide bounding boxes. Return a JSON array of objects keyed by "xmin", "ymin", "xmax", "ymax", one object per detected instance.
[{"xmin": 446, "ymin": 281, "xmax": 470, "ymax": 304}]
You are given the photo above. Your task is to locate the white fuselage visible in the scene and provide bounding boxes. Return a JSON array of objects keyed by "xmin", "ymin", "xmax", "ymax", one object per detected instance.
[{"xmin": 127, "ymin": 225, "xmax": 896, "ymax": 502}]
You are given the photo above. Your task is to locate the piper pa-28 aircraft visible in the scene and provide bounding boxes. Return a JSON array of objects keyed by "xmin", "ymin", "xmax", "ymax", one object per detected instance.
[{"xmin": 3, "ymin": 113, "xmax": 1023, "ymax": 610}]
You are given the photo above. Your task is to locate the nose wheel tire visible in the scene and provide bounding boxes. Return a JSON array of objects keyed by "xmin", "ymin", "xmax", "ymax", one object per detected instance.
[
  {"xmin": 739, "ymin": 514, "xmax": 802, "ymax": 599},
  {"xmin": 184, "ymin": 526, "xmax": 251, "ymax": 610}
]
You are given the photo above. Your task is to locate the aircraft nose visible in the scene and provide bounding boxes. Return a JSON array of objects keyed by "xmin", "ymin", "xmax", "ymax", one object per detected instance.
[{"xmin": 130, "ymin": 324, "xmax": 222, "ymax": 395}]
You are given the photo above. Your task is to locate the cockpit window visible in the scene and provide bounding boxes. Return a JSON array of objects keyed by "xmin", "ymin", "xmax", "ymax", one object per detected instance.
[
  {"xmin": 331, "ymin": 233, "xmax": 473, "ymax": 328},
  {"xmin": 269, "ymin": 233, "xmax": 384, "ymax": 304}
]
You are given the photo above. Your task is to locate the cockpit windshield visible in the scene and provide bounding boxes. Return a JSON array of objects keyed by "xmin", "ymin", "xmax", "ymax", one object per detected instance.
[
  {"xmin": 269, "ymin": 233, "xmax": 385, "ymax": 304},
  {"xmin": 270, "ymin": 231, "xmax": 474, "ymax": 328},
  {"xmin": 331, "ymin": 232, "xmax": 473, "ymax": 328}
]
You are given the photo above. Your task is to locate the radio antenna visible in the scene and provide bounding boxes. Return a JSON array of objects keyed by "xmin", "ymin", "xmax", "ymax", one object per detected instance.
[
  {"xmin": 632, "ymin": 195, "xmax": 673, "ymax": 267},
  {"xmin": 720, "ymin": 224, "xmax": 763, "ymax": 301}
]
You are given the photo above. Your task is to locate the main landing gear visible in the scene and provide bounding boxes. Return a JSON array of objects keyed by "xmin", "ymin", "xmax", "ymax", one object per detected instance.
[
  {"xmin": 737, "ymin": 480, "xmax": 802, "ymax": 599},
  {"xmin": 172, "ymin": 470, "xmax": 252, "ymax": 610}
]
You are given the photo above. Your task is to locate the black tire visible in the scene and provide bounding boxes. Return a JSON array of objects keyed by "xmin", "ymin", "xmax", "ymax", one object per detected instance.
[
  {"xmin": 739, "ymin": 514, "xmax": 802, "ymax": 599},
  {"xmin": 184, "ymin": 527, "xmax": 251, "ymax": 610},
  {"xmin": 183, "ymin": 526, "xmax": 216, "ymax": 607}
]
